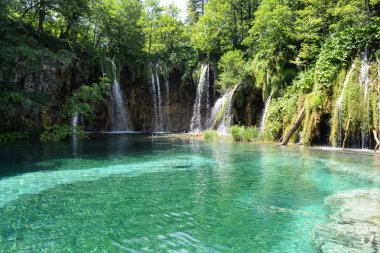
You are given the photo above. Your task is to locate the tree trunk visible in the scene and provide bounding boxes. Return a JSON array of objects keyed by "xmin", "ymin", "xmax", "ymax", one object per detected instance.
[
  {"xmin": 342, "ymin": 116, "xmax": 351, "ymax": 149},
  {"xmin": 373, "ymin": 130, "xmax": 380, "ymax": 152},
  {"xmin": 38, "ymin": 0, "xmax": 46, "ymax": 32},
  {"xmin": 281, "ymin": 106, "xmax": 306, "ymax": 146}
]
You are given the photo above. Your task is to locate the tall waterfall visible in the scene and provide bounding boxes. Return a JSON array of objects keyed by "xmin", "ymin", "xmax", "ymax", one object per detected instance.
[
  {"xmin": 190, "ymin": 64, "xmax": 210, "ymax": 132},
  {"xmin": 359, "ymin": 51, "xmax": 371, "ymax": 148},
  {"xmin": 110, "ymin": 60, "xmax": 131, "ymax": 131},
  {"xmin": 212, "ymin": 86, "xmax": 238, "ymax": 135},
  {"xmin": 150, "ymin": 64, "xmax": 164, "ymax": 132},
  {"xmin": 336, "ymin": 63, "xmax": 355, "ymax": 147},
  {"xmin": 260, "ymin": 95, "xmax": 272, "ymax": 132}
]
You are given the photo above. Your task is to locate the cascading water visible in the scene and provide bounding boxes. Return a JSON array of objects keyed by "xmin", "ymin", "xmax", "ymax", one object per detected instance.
[
  {"xmin": 208, "ymin": 94, "xmax": 228, "ymax": 129},
  {"xmin": 359, "ymin": 51, "xmax": 371, "ymax": 149},
  {"xmin": 164, "ymin": 64, "xmax": 170, "ymax": 105},
  {"xmin": 110, "ymin": 60, "xmax": 131, "ymax": 131},
  {"xmin": 336, "ymin": 63, "xmax": 355, "ymax": 147},
  {"xmin": 213, "ymin": 86, "xmax": 238, "ymax": 135},
  {"xmin": 72, "ymin": 113, "xmax": 79, "ymax": 139},
  {"xmin": 190, "ymin": 64, "xmax": 210, "ymax": 132},
  {"xmin": 260, "ymin": 95, "xmax": 272, "ymax": 132},
  {"xmin": 150, "ymin": 64, "xmax": 164, "ymax": 132}
]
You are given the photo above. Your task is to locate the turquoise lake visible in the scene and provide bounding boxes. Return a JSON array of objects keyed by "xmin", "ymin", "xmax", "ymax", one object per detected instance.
[{"xmin": 0, "ymin": 134, "xmax": 379, "ymax": 252}]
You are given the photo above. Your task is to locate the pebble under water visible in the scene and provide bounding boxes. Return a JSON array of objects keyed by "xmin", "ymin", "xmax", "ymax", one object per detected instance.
[{"xmin": 0, "ymin": 134, "xmax": 379, "ymax": 252}]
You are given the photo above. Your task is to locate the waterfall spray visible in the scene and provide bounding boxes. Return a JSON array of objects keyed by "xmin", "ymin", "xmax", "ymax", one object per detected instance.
[
  {"xmin": 211, "ymin": 86, "xmax": 238, "ymax": 135},
  {"xmin": 359, "ymin": 51, "xmax": 371, "ymax": 149},
  {"xmin": 260, "ymin": 95, "xmax": 272, "ymax": 132},
  {"xmin": 190, "ymin": 64, "xmax": 210, "ymax": 132},
  {"xmin": 336, "ymin": 63, "xmax": 356, "ymax": 147},
  {"xmin": 110, "ymin": 60, "xmax": 131, "ymax": 131},
  {"xmin": 150, "ymin": 63, "xmax": 164, "ymax": 132}
]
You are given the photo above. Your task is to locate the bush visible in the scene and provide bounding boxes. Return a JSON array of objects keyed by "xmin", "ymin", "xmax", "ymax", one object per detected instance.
[
  {"xmin": 217, "ymin": 50, "xmax": 246, "ymax": 91},
  {"xmin": 0, "ymin": 131, "xmax": 29, "ymax": 142},
  {"xmin": 40, "ymin": 125, "xmax": 85, "ymax": 142},
  {"xmin": 230, "ymin": 125, "xmax": 258, "ymax": 142},
  {"xmin": 203, "ymin": 130, "xmax": 219, "ymax": 141}
]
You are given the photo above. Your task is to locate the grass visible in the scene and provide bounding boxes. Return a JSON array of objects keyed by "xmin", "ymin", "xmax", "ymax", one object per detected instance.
[
  {"xmin": 230, "ymin": 125, "xmax": 259, "ymax": 142},
  {"xmin": 203, "ymin": 130, "xmax": 219, "ymax": 141}
]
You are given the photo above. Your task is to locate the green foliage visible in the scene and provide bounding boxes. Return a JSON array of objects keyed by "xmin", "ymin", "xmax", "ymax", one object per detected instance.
[
  {"xmin": 265, "ymin": 89, "xmax": 300, "ymax": 141},
  {"xmin": 203, "ymin": 130, "xmax": 219, "ymax": 141},
  {"xmin": 217, "ymin": 50, "xmax": 246, "ymax": 90},
  {"xmin": 0, "ymin": 91, "xmax": 31, "ymax": 129},
  {"xmin": 230, "ymin": 125, "xmax": 259, "ymax": 142},
  {"xmin": 63, "ymin": 77, "xmax": 110, "ymax": 123},
  {"xmin": 40, "ymin": 125, "xmax": 85, "ymax": 142},
  {"xmin": 0, "ymin": 131, "xmax": 29, "ymax": 142},
  {"xmin": 302, "ymin": 92, "xmax": 324, "ymax": 146}
]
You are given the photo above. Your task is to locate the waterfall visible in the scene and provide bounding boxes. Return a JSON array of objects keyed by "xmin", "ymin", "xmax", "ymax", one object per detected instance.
[
  {"xmin": 213, "ymin": 86, "xmax": 238, "ymax": 135},
  {"xmin": 336, "ymin": 63, "xmax": 355, "ymax": 147},
  {"xmin": 359, "ymin": 51, "xmax": 371, "ymax": 149},
  {"xmin": 260, "ymin": 95, "xmax": 272, "ymax": 132},
  {"xmin": 208, "ymin": 94, "xmax": 228, "ymax": 129},
  {"xmin": 164, "ymin": 64, "xmax": 170, "ymax": 105},
  {"xmin": 72, "ymin": 113, "xmax": 79, "ymax": 137},
  {"xmin": 360, "ymin": 51, "xmax": 370, "ymax": 100},
  {"xmin": 110, "ymin": 60, "xmax": 131, "ymax": 131},
  {"xmin": 190, "ymin": 64, "xmax": 210, "ymax": 132},
  {"xmin": 150, "ymin": 64, "xmax": 164, "ymax": 132}
]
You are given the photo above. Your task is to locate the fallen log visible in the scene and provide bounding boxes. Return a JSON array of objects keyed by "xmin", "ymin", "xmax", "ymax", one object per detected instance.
[
  {"xmin": 373, "ymin": 130, "xmax": 380, "ymax": 152},
  {"xmin": 342, "ymin": 116, "xmax": 351, "ymax": 150},
  {"xmin": 281, "ymin": 106, "xmax": 306, "ymax": 146}
]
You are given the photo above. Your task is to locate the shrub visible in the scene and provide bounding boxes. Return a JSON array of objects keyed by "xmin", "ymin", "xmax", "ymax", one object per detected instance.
[
  {"xmin": 230, "ymin": 125, "xmax": 258, "ymax": 142},
  {"xmin": 217, "ymin": 50, "xmax": 246, "ymax": 91},
  {"xmin": 0, "ymin": 131, "xmax": 29, "ymax": 142},
  {"xmin": 40, "ymin": 125, "xmax": 85, "ymax": 142},
  {"xmin": 203, "ymin": 130, "xmax": 219, "ymax": 141}
]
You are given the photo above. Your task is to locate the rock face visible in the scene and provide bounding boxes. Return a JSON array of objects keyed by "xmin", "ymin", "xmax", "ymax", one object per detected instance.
[
  {"xmin": 313, "ymin": 189, "xmax": 380, "ymax": 253},
  {"xmin": 120, "ymin": 65, "xmax": 196, "ymax": 132},
  {"xmin": 232, "ymin": 84, "xmax": 264, "ymax": 127},
  {"xmin": 7, "ymin": 58, "xmax": 102, "ymax": 132}
]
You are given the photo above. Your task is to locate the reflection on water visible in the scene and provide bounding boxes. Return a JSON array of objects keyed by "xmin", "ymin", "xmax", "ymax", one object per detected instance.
[{"xmin": 0, "ymin": 135, "xmax": 379, "ymax": 252}]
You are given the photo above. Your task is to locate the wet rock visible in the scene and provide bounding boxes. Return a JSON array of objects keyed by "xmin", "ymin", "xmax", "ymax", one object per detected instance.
[{"xmin": 313, "ymin": 189, "xmax": 380, "ymax": 253}]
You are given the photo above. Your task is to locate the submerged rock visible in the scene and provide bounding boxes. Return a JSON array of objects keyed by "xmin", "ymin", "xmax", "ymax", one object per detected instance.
[{"xmin": 313, "ymin": 189, "xmax": 380, "ymax": 253}]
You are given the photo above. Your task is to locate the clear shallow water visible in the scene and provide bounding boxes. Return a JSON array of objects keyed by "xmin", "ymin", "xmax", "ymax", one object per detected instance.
[{"xmin": 0, "ymin": 135, "xmax": 379, "ymax": 252}]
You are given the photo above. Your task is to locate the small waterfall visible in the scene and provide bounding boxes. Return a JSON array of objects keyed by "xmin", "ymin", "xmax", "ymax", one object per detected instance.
[
  {"xmin": 164, "ymin": 64, "xmax": 170, "ymax": 105},
  {"xmin": 359, "ymin": 51, "xmax": 370, "ymax": 149},
  {"xmin": 336, "ymin": 63, "xmax": 355, "ymax": 147},
  {"xmin": 110, "ymin": 60, "xmax": 131, "ymax": 131},
  {"xmin": 72, "ymin": 113, "xmax": 79, "ymax": 137},
  {"xmin": 260, "ymin": 95, "xmax": 272, "ymax": 132},
  {"xmin": 214, "ymin": 86, "xmax": 238, "ymax": 135},
  {"xmin": 208, "ymin": 94, "xmax": 228, "ymax": 129},
  {"xmin": 190, "ymin": 64, "xmax": 210, "ymax": 132},
  {"xmin": 150, "ymin": 64, "xmax": 164, "ymax": 132},
  {"xmin": 360, "ymin": 51, "xmax": 370, "ymax": 100}
]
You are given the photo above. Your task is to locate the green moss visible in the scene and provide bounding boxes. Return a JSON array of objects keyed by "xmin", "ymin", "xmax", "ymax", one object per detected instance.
[
  {"xmin": 302, "ymin": 91, "xmax": 324, "ymax": 146},
  {"xmin": 213, "ymin": 101, "xmax": 228, "ymax": 130}
]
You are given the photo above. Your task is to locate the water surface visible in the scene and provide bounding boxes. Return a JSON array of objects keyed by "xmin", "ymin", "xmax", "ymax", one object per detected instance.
[{"xmin": 0, "ymin": 135, "xmax": 379, "ymax": 252}]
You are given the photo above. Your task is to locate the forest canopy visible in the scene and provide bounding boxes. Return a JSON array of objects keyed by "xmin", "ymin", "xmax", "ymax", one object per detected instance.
[{"xmin": 1, "ymin": 0, "xmax": 380, "ymax": 144}]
